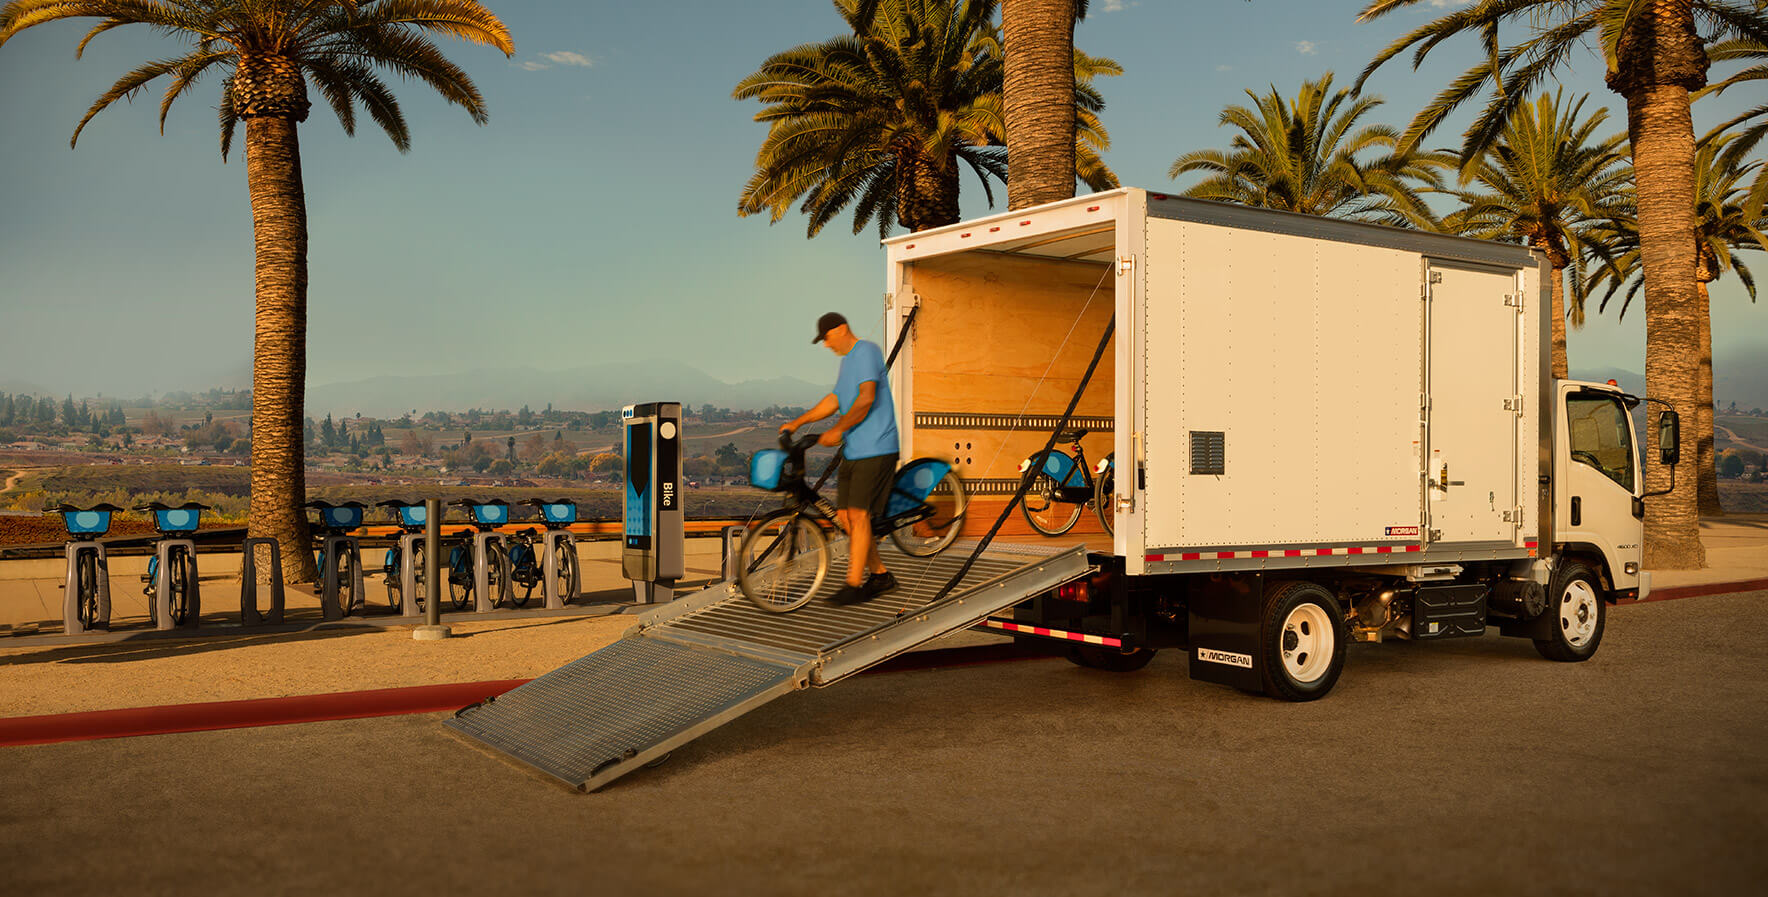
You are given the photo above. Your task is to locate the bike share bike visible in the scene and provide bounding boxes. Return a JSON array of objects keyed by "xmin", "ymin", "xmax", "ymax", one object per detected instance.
[
  {"xmin": 447, "ymin": 499, "xmax": 512, "ymax": 611},
  {"xmin": 735, "ymin": 431, "xmax": 967, "ymax": 613},
  {"xmin": 506, "ymin": 499, "xmax": 581, "ymax": 608},
  {"xmin": 1018, "ymin": 428, "xmax": 1116, "ymax": 536},
  {"xmin": 138, "ymin": 501, "xmax": 208, "ymax": 628},
  {"xmin": 52, "ymin": 503, "xmax": 122, "ymax": 633},
  {"xmin": 379, "ymin": 499, "xmax": 428, "ymax": 613},
  {"xmin": 305, "ymin": 500, "xmax": 374, "ymax": 616}
]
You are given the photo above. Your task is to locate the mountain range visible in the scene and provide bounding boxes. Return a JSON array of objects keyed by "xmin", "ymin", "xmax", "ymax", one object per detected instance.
[{"xmin": 304, "ymin": 359, "xmax": 824, "ymax": 418}]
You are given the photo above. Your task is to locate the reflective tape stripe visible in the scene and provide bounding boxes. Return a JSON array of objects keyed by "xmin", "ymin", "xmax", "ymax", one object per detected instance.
[
  {"xmin": 1145, "ymin": 543, "xmax": 1426, "ymax": 563},
  {"xmin": 978, "ymin": 619, "xmax": 1122, "ymax": 647}
]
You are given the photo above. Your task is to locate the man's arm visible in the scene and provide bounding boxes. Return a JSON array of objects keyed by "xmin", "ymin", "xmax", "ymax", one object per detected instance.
[
  {"xmin": 819, "ymin": 381, "xmax": 875, "ymax": 447},
  {"xmin": 782, "ymin": 393, "xmax": 840, "ymax": 433}
]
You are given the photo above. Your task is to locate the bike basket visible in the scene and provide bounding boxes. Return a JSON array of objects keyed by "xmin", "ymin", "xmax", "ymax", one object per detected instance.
[
  {"xmin": 61, "ymin": 509, "xmax": 112, "ymax": 536},
  {"xmin": 750, "ymin": 449, "xmax": 789, "ymax": 491},
  {"xmin": 471, "ymin": 503, "xmax": 508, "ymax": 526},
  {"xmin": 397, "ymin": 505, "xmax": 427, "ymax": 527},
  {"xmin": 541, "ymin": 502, "xmax": 577, "ymax": 525},
  {"xmin": 153, "ymin": 508, "xmax": 202, "ymax": 533},
  {"xmin": 320, "ymin": 505, "xmax": 363, "ymax": 529},
  {"xmin": 887, "ymin": 459, "xmax": 952, "ymax": 517}
]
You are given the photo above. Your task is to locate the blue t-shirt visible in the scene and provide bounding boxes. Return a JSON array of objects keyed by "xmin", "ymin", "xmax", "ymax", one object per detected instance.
[{"xmin": 834, "ymin": 339, "xmax": 899, "ymax": 460}]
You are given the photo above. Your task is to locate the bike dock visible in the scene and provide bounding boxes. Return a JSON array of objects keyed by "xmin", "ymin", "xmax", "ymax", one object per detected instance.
[{"xmin": 445, "ymin": 539, "xmax": 1090, "ymax": 792}]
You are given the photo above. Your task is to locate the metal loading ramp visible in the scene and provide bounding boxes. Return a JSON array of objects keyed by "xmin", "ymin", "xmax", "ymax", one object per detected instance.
[{"xmin": 446, "ymin": 539, "xmax": 1089, "ymax": 791}]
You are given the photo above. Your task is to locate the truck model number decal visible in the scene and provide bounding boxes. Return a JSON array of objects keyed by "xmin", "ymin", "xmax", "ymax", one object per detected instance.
[{"xmin": 1197, "ymin": 648, "xmax": 1253, "ymax": 669}]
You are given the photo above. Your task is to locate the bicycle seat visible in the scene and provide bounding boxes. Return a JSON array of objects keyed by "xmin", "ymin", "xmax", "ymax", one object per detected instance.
[
  {"xmin": 54, "ymin": 503, "xmax": 125, "ymax": 513},
  {"xmin": 1054, "ymin": 429, "xmax": 1089, "ymax": 444}
]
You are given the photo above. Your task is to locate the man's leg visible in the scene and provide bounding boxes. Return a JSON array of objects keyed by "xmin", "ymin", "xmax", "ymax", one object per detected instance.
[{"xmin": 844, "ymin": 507, "xmax": 871, "ymax": 588}]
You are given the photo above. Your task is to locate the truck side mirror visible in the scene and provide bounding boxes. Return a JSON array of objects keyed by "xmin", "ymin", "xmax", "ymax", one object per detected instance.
[{"xmin": 1658, "ymin": 410, "xmax": 1680, "ymax": 466}]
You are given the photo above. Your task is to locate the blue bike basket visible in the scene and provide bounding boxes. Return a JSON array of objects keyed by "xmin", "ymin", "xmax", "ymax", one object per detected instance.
[
  {"xmin": 750, "ymin": 449, "xmax": 788, "ymax": 491},
  {"xmin": 471, "ymin": 503, "xmax": 508, "ymax": 525},
  {"xmin": 887, "ymin": 460, "xmax": 951, "ymax": 517},
  {"xmin": 320, "ymin": 506, "xmax": 363, "ymax": 529},
  {"xmin": 62, "ymin": 510, "xmax": 112, "ymax": 535},
  {"xmin": 541, "ymin": 503, "xmax": 577, "ymax": 524},
  {"xmin": 397, "ymin": 505, "xmax": 426, "ymax": 526},
  {"xmin": 154, "ymin": 508, "xmax": 202, "ymax": 533}
]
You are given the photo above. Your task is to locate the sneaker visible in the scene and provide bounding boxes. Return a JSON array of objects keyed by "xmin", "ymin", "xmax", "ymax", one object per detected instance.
[
  {"xmin": 829, "ymin": 584, "xmax": 870, "ymax": 605},
  {"xmin": 862, "ymin": 571, "xmax": 898, "ymax": 598}
]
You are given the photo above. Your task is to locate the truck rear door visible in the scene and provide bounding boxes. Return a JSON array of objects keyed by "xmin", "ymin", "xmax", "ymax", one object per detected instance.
[{"xmin": 1425, "ymin": 261, "xmax": 1523, "ymax": 545}]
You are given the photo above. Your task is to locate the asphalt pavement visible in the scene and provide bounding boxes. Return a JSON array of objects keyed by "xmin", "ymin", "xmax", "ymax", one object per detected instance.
[{"xmin": 4, "ymin": 589, "xmax": 1764, "ymax": 897}]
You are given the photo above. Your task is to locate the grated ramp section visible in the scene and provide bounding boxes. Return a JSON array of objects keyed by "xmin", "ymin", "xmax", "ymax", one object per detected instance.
[{"xmin": 446, "ymin": 638, "xmax": 798, "ymax": 791}]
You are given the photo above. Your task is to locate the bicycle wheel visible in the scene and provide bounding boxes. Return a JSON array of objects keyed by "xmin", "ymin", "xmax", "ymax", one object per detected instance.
[
  {"xmin": 483, "ymin": 543, "xmax": 507, "ymax": 609},
  {"xmin": 167, "ymin": 548, "xmax": 190, "ymax": 625},
  {"xmin": 410, "ymin": 543, "xmax": 427, "ymax": 612},
  {"xmin": 1022, "ymin": 473, "xmax": 1082, "ymax": 536},
  {"xmin": 557, "ymin": 546, "xmax": 580, "ymax": 602},
  {"xmin": 890, "ymin": 467, "xmax": 968, "ymax": 557},
  {"xmin": 337, "ymin": 549, "xmax": 357, "ymax": 615},
  {"xmin": 509, "ymin": 544, "xmax": 537, "ymax": 608},
  {"xmin": 448, "ymin": 544, "xmax": 472, "ymax": 610},
  {"xmin": 77, "ymin": 549, "xmax": 99, "ymax": 629},
  {"xmin": 1095, "ymin": 453, "xmax": 1115, "ymax": 537},
  {"xmin": 737, "ymin": 508, "xmax": 829, "ymax": 613}
]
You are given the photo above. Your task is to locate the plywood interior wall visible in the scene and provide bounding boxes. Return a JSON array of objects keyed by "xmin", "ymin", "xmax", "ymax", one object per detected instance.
[{"xmin": 907, "ymin": 252, "xmax": 1116, "ymax": 481}]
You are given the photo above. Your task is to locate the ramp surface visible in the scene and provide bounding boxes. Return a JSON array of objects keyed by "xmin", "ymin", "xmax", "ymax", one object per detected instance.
[{"xmin": 446, "ymin": 540, "xmax": 1088, "ymax": 791}]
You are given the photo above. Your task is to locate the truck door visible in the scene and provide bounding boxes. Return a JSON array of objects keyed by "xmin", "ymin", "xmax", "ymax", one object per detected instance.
[{"xmin": 1425, "ymin": 261, "xmax": 1521, "ymax": 545}]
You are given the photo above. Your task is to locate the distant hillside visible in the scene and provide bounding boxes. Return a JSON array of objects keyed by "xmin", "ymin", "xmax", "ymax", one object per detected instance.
[{"xmin": 305, "ymin": 359, "xmax": 823, "ymax": 417}]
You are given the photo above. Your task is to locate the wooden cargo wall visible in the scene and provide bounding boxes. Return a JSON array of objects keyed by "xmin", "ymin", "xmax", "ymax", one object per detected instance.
[{"xmin": 905, "ymin": 252, "xmax": 1116, "ymax": 496}]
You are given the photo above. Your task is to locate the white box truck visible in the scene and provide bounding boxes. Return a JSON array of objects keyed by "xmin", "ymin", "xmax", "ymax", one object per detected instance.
[{"xmin": 882, "ymin": 188, "xmax": 1681, "ymax": 700}]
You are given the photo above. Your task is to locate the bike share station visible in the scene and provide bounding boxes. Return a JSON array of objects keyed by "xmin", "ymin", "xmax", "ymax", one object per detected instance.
[
  {"xmin": 522, "ymin": 499, "xmax": 582, "ymax": 609},
  {"xmin": 621, "ymin": 402, "xmax": 684, "ymax": 604},
  {"xmin": 54, "ymin": 503, "xmax": 122, "ymax": 634},
  {"xmin": 305, "ymin": 500, "xmax": 366, "ymax": 619},
  {"xmin": 139, "ymin": 501, "xmax": 208, "ymax": 631},
  {"xmin": 380, "ymin": 499, "xmax": 430, "ymax": 617}
]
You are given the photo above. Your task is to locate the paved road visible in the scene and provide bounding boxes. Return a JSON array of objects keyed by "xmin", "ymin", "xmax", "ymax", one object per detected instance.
[{"xmin": 4, "ymin": 592, "xmax": 1765, "ymax": 896}]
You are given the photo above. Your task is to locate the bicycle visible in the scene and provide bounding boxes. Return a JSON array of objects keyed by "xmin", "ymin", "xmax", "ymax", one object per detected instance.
[
  {"xmin": 1018, "ymin": 429, "xmax": 1115, "ymax": 536},
  {"xmin": 306, "ymin": 500, "xmax": 373, "ymax": 615},
  {"xmin": 735, "ymin": 431, "xmax": 967, "ymax": 613},
  {"xmin": 447, "ymin": 499, "xmax": 509, "ymax": 610},
  {"xmin": 378, "ymin": 500, "xmax": 428, "ymax": 612},
  {"xmin": 138, "ymin": 501, "xmax": 208, "ymax": 626},
  {"xmin": 507, "ymin": 500, "xmax": 581, "ymax": 607},
  {"xmin": 53, "ymin": 503, "xmax": 121, "ymax": 630}
]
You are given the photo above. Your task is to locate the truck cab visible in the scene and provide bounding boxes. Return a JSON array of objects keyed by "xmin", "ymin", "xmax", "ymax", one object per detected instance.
[{"xmin": 1553, "ymin": 380, "xmax": 1650, "ymax": 601}]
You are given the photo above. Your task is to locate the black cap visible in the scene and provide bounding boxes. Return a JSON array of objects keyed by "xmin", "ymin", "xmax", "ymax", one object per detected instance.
[{"xmin": 812, "ymin": 312, "xmax": 848, "ymax": 343}]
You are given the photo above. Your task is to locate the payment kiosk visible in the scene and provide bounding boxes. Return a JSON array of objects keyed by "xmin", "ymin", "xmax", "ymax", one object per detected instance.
[{"xmin": 622, "ymin": 402, "xmax": 684, "ymax": 603}]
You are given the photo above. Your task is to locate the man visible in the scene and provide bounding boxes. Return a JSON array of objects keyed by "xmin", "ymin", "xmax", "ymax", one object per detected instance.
[{"xmin": 781, "ymin": 312, "xmax": 899, "ymax": 604}]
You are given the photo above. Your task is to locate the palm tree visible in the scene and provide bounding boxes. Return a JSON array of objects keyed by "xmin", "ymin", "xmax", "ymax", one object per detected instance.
[
  {"xmin": 1442, "ymin": 91, "xmax": 1631, "ymax": 381},
  {"xmin": 1002, "ymin": 0, "xmax": 1086, "ymax": 210},
  {"xmin": 1585, "ymin": 137, "xmax": 1766, "ymax": 516},
  {"xmin": 735, "ymin": 0, "xmax": 1116, "ymax": 236},
  {"xmin": 1170, "ymin": 73, "xmax": 1452, "ymax": 228},
  {"xmin": 1699, "ymin": 37, "xmax": 1768, "ymax": 213},
  {"xmin": 1354, "ymin": 1, "xmax": 1768, "ymax": 569},
  {"xmin": 0, "ymin": 0, "xmax": 513, "ymax": 582}
]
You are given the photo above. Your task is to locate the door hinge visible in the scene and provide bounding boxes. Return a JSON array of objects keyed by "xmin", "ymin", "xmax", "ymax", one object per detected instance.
[
  {"xmin": 1427, "ymin": 528, "xmax": 1442, "ymax": 542},
  {"xmin": 1503, "ymin": 395, "xmax": 1524, "ymax": 414},
  {"xmin": 1504, "ymin": 293, "xmax": 1524, "ymax": 309},
  {"xmin": 1429, "ymin": 271, "xmax": 1443, "ymax": 284},
  {"xmin": 1502, "ymin": 507, "xmax": 1524, "ymax": 523},
  {"xmin": 1117, "ymin": 255, "xmax": 1136, "ymax": 277}
]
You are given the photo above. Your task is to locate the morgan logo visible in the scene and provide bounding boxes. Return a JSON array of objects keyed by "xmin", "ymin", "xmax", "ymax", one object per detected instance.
[
  {"xmin": 1197, "ymin": 648, "xmax": 1253, "ymax": 669},
  {"xmin": 1385, "ymin": 525, "xmax": 1421, "ymax": 537}
]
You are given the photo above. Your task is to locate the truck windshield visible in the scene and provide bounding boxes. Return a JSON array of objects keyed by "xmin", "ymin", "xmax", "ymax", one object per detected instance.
[{"xmin": 1566, "ymin": 393, "xmax": 1635, "ymax": 492}]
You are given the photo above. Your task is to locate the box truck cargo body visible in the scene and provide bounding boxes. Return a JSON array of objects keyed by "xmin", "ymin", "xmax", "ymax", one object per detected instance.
[{"xmin": 882, "ymin": 189, "xmax": 1674, "ymax": 700}]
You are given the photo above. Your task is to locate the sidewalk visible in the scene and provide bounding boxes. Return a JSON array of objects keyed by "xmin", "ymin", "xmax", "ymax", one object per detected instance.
[{"xmin": 2, "ymin": 519, "xmax": 1762, "ymax": 721}]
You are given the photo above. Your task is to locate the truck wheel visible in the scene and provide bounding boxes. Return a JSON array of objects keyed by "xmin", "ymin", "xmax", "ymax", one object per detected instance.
[
  {"xmin": 1066, "ymin": 643, "xmax": 1156, "ymax": 672},
  {"xmin": 1534, "ymin": 561, "xmax": 1605, "ymax": 662},
  {"xmin": 1260, "ymin": 581, "xmax": 1346, "ymax": 702}
]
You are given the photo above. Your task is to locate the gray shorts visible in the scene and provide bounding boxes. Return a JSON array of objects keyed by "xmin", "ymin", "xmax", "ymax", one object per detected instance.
[{"xmin": 836, "ymin": 453, "xmax": 899, "ymax": 518}]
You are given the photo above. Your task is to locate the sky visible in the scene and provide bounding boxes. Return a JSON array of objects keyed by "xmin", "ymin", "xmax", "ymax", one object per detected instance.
[{"xmin": 1, "ymin": 0, "xmax": 1763, "ymax": 404}]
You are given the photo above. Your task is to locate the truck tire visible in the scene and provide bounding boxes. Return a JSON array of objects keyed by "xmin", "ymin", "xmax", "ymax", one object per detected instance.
[
  {"xmin": 1066, "ymin": 643, "xmax": 1156, "ymax": 672},
  {"xmin": 1259, "ymin": 581, "xmax": 1346, "ymax": 702},
  {"xmin": 1534, "ymin": 560, "xmax": 1605, "ymax": 662}
]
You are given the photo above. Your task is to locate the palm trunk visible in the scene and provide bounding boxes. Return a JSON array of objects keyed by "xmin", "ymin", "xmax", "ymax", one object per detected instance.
[
  {"xmin": 897, "ymin": 147, "xmax": 961, "ymax": 232},
  {"xmin": 1695, "ymin": 277, "xmax": 1723, "ymax": 516},
  {"xmin": 1003, "ymin": 0, "xmax": 1076, "ymax": 210},
  {"xmin": 1627, "ymin": 82, "xmax": 1706, "ymax": 569},
  {"xmin": 244, "ymin": 114, "xmax": 317, "ymax": 583},
  {"xmin": 1548, "ymin": 260, "xmax": 1569, "ymax": 381}
]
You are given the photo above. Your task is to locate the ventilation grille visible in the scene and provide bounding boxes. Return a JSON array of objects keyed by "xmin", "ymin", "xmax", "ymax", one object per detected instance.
[{"xmin": 1190, "ymin": 431, "xmax": 1225, "ymax": 475}]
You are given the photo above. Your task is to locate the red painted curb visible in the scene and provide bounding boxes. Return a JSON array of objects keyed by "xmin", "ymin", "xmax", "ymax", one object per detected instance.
[{"xmin": 0, "ymin": 679, "xmax": 529, "ymax": 748}]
